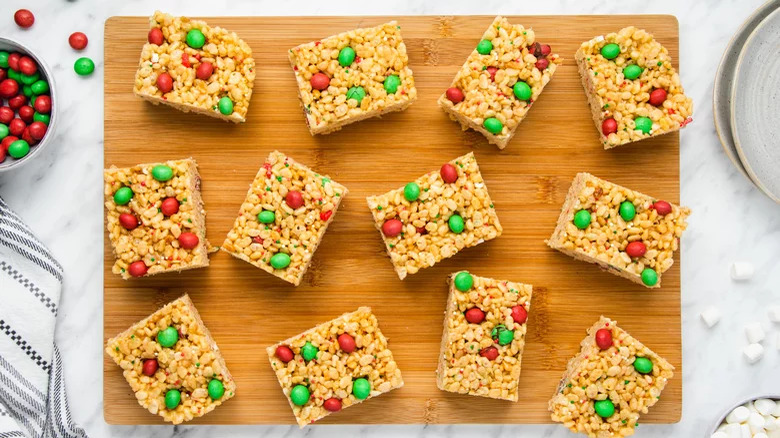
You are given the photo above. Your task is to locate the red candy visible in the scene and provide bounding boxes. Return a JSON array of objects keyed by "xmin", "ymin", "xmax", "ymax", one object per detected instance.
[
  {"xmin": 323, "ymin": 398, "xmax": 342, "ymax": 412},
  {"xmin": 464, "ymin": 307, "xmax": 485, "ymax": 324},
  {"xmin": 479, "ymin": 346, "xmax": 499, "ymax": 361},
  {"xmin": 18, "ymin": 106, "xmax": 34, "ymax": 123},
  {"xmin": 381, "ymin": 218, "xmax": 402, "ymax": 237},
  {"xmin": 14, "ymin": 10, "xmax": 35, "ymax": 29},
  {"xmin": 1, "ymin": 136, "xmax": 18, "ymax": 153},
  {"xmin": 486, "ymin": 66, "xmax": 497, "ymax": 82},
  {"xmin": 118, "ymin": 213, "xmax": 139, "ymax": 230},
  {"xmin": 0, "ymin": 145, "xmax": 4, "ymax": 162},
  {"xmin": 625, "ymin": 241, "xmax": 647, "ymax": 258},
  {"xmin": 148, "ymin": 28, "xmax": 164, "ymax": 45},
  {"xmin": 310, "ymin": 72, "xmax": 330, "ymax": 91},
  {"xmin": 28, "ymin": 121, "xmax": 46, "ymax": 140},
  {"xmin": 652, "ymin": 200, "xmax": 672, "ymax": 216},
  {"xmin": 648, "ymin": 88, "xmax": 667, "ymax": 106},
  {"xmin": 416, "ymin": 225, "xmax": 427, "ymax": 235},
  {"xmin": 128, "ymin": 261, "xmax": 148, "ymax": 277},
  {"xmin": 7, "ymin": 53, "xmax": 20, "ymax": 71},
  {"xmin": 285, "ymin": 190, "xmax": 304, "ymax": 209},
  {"xmin": 18, "ymin": 56, "xmax": 36, "ymax": 75},
  {"xmin": 595, "ymin": 328, "xmax": 613, "ymax": 350},
  {"xmin": 21, "ymin": 127, "xmax": 34, "ymax": 146},
  {"xmin": 178, "ymin": 232, "xmax": 199, "ymax": 249},
  {"xmin": 160, "ymin": 197, "xmax": 180, "ymax": 216},
  {"xmin": 320, "ymin": 210, "xmax": 332, "ymax": 222},
  {"xmin": 34, "ymin": 95, "xmax": 51, "ymax": 114},
  {"xmin": 535, "ymin": 58, "xmax": 549, "ymax": 70},
  {"xmin": 337, "ymin": 333, "xmax": 356, "ymax": 353},
  {"xmin": 156, "ymin": 72, "xmax": 173, "ymax": 93},
  {"xmin": 445, "ymin": 87, "xmax": 464, "ymax": 104},
  {"xmin": 275, "ymin": 345, "xmax": 294, "ymax": 363},
  {"xmin": 0, "ymin": 79, "xmax": 19, "ymax": 98},
  {"xmin": 511, "ymin": 305, "xmax": 528, "ymax": 324},
  {"xmin": 141, "ymin": 359, "xmax": 158, "ymax": 377},
  {"xmin": 196, "ymin": 62, "xmax": 213, "ymax": 80},
  {"xmin": 9, "ymin": 119, "xmax": 25, "ymax": 137},
  {"xmin": 68, "ymin": 32, "xmax": 88, "ymax": 50},
  {"xmin": 8, "ymin": 94, "xmax": 26, "ymax": 111},
  {"xmin": 540, "ymin": 44, "xmax": 552, "ymax": 56},
  {"xmin": 440, "ymin": 163, "xmax": 458, "ymax": 183},
  {"xmin": 0, "ymin": 107, "xmax": 13, "ymax": 124},
  {"xmin": 0, "ymin": 69, "xmax": 5, "ymax": 82},
  {"xmin": 601, "ymin": 118, "xmax": 618, "ymax": 136}
]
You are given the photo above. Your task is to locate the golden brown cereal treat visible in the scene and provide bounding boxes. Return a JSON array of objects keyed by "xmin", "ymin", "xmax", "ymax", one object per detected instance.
[
  {"xmin": 105, "ymin": 294, "xmax": 236, "ymax": 424},
  {"xmin": 221, "ymin": 151, "xmax": 347, "ymax": 286},
  {"xmin": 288, "ymin": 21, "xmax": 417, "ymax": 135},
  {"xmin": 266, "ymin": 307, "xmax": 403, "ymax": 428},
  {"xmin": 547, "ymin": 173, "xmax": 690, "ymax": 288},
  {"xmin": 576, "ymin": 27, "xmax": 693, "ymax": 149},
  {"xmin": 133, "ymin": 11, "xmax": 255, "ymax": 123},
  {"xmin": 366, "ymin": 152, "xmax": 502, "ymax": 280},
  {"xmin": 104, "ymin": 158, "xmax": 210, "ymax": 279},
  {"xmin": 438, "ymin": 16, "xmax": 562, "ymax": 149},
  {"xmin": 549, "ymin": 316, "xmax": 674, "ymax": 437},
  {"xmin": 436, "ymin": 271, "xmax": 532, "ymax": 401}
]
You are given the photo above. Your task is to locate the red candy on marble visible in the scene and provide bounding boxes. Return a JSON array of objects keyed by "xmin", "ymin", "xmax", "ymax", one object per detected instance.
[
  {"xmin": 18, "ymin": 56, "xmax": 36, "ymax": 75},
  {"xmin": 148, "ymin": 28, "xmax": 164, "ymax": 45},
  {"xmin": 0, "ymin": 79, "xmax": 19, "ymax": 98},
  {"xmin": 18, "ymin": 105, "xmax": 34, "ymax": 123},
  {"xmin": 285, "ymin": 190, "xmax": 304, "ymax": 209},
  {"xmin": 34, "ymin": 96, "xmax": 51, "ymax": 114},
  {"xmin": 141, "ymin": 359, "xmax": 158, "ymax": 376},
  {"xmin": 68, "ymin": 32, "xmax": 88, "ymax": 50},
  {"xmin": 14, "ymin": 10, "xmax": 35, "ymax": 28},
  {"xmin": 310, "ymin": 72, "xmax": 330, "ymax": 91},
  {"xmin": 440, "ymin": 163, "xmax": 458, "ymax": 183},
  {"xmin": 156, "ymin": 72, "xmax": 173, "ymax": 93},
  {"xmin": 652, "ymin": 200, "xmax": 672, "ymax": 216},
  {"xmin": 323, "ymin": 398, "xmax": 342, "ymax": 412},
  {"xmin": 595, "ymin": 328, "xmax": 613, "ymax": 350},
  {"xmin": 337, "ymin": 333, "xmax": 356, "ymax": 353},
  {"xmin": 127, "ymin": 261, "xmax": 148, "ymax": 277},
  {"xmin": 602, "ymin": 118, "xmax": 618, "ymax": 136},
  {"xmin": 381, "ymin": 218, "xmax": 402, "ymax": 237},
  {"xmin": 177, "ymin": 232, "xmax": 199, "ymax": 249},
  {"xmin": 464, "ymin": 307, "xmax": 485, "ymax": 324},
  {"xmin": 275, "ymin": 345, "xmax": 294, "ymax": 363},
  {"xmin": 511, "ymin": 305, "xmax": 528, "ymax": 324},
  {"xmin": 119, "ymin": 213, "xmax": 139, "ymax": 230},
  {"xmin": 160, "ymin": 197, "xmax": 179, "ymax": 216},
  {"xmin": 479, "ymin": 346, "xmax": 499, "ymax": 361},
  {"xmin": 625, "ymin": 241, "xmax": 647, "ymax": 258}
]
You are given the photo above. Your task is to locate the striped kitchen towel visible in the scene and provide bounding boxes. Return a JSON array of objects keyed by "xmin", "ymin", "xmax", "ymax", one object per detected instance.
[{"xmin": 0, "ymin": 196, "xmax": 88, "ymax": 438}]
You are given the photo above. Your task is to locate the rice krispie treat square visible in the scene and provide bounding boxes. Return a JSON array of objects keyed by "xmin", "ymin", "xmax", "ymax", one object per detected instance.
[
  {"xmin": 546, "ymin": 173, "xmax": 690, "ymax": 288},
  {"xmin": 133, "ymin": 11, "xmax": 256, "ymax": 123},
  {"xmin": 366, "ymin": 152, "xmax": 502, "ymax": 280},
  {"xmin": 221, "ymin": 151, "xmax": 348, "ymax": 286},
  {"xmin": 288, "ymin": 21, "xmax": 417, "ymax": 135},
  {"xmin": 267, "ymin": 307, "xmax": 403, "ymax": 427},
  {"xmin": 436, "ymin": 271, "xmax": 533, "ymax": 401},
  {"xmin": 575, "ymin": 26, "xmax": 693, "ymax": 149},
  {"xmin": 104, "ymin": 158, "xmax": 210, "ymax": 279},
  {"xmin": 105, "ymin": 294, "xmax": 236, "ymax": 424},
  {"xmin": 549, "ymin": 316, "xmax": 674, "ymax": 437},
  {"xmin": 438, "ymin": 16, "xmax": 562, "ymax": 149}
]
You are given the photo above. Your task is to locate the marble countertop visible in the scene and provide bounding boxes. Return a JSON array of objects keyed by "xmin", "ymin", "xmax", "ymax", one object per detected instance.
[{"xmin": 1, "ymin": 0, "xmax": 778, "ymax": 436}]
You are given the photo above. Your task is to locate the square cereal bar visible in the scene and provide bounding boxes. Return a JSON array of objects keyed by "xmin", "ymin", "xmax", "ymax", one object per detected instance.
[
  {"xmin": 438, "ymin": 16, "xmax": 562, "ymax": 149},
  {"xmin": 221, "ymin": 151, "xmax": 347, "ymax": 286},
  {"xmin": 133, "ymin": 11, "xmax": 255, "ymax": 123},
  {"xmin": 366, "ymin": 152, "xmax": 502, "ymax": 280},
  {"xmin": 546, "ymin": 173, "xmax": 690, "ymax": 288},
  {"xmin": 436, "ymin": 271, "xmax": 532, "ymax": 401},
  {"xmin": 266, "ymin": 307, "xmax": 403, "ymax": 427},
  {"xmin": 105, "ymin": 294, "xmax": 236, "ymax": 424},
  {"xmin": 575, "ymin": 26, "xmax": 693, "ymax": 149},
  {"xmin": 288, "ymin": 21, "xmax": 417, "ymax": 135},
  {"xmin": 549, "ymin": 316, "xmax": 674, "ymax": 437},
  {"xmin": 104, "ymin": 158, "xmax": 210, "ymax": 279}
]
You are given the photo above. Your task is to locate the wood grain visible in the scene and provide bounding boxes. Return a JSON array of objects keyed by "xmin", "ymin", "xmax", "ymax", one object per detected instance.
[{"xmin": 104, "ymin": 15, "xmax": 683, "ymax": 425}]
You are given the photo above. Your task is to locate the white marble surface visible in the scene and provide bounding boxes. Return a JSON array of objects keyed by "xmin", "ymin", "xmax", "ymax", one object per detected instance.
[{"xmin": 1, "ymin": 0, "xmax": 779, "ymax": 437}]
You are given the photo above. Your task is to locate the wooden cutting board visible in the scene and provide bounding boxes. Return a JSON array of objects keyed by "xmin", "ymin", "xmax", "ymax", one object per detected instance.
[{"xmin": 104, "ymin": 15, "xmax": 683, "ymax": 425}]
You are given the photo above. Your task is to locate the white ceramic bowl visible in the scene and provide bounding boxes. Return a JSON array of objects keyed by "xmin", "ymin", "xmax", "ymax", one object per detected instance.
[
  {"xmin": 705, "ymin": 394, "xmax": 780, "ymax": 437},
  {"xmin": 0, "ymin": 36, "xmax": 57, "ymax": 172}
]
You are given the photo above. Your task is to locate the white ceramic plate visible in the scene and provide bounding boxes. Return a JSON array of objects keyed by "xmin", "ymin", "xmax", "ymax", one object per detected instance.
[{"xmin": 731, "ymin": 6, "xmax": 780, "ymax": 203}]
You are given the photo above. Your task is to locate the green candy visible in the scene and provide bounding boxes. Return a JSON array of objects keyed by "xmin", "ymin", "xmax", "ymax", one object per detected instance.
[
  {"xmin": 600, "ymin": 43, "xmax": 620, "ymax": 60},
  {"xmin": 573, "ymin": 209, "xmax": 591, "ymax": 229},
  {"xmin": 448, "ymin": 214, "xmax": 465, "ymax": 234},
  {"xmin": 594, "ymin": 399, "xmax": 615, "ymax": 418},
  {"xmin": 74, "ymin": 57, "xmax": 95, "ymax": 76},
  {"xmin": 513, "ymin": 81, "xmax": 532, "ymax": 100},
  {"xmin": 641, "ymin": 268, "xmax": 658, "ymax": 286},
  {"xmin": 483, "ymin": 117, "xmax": 503, "ymax": 135},
  {"xmin": 338, "ymin": 46, "xmax": 356, "ymax": 67},
  {"xmin": 34, "ymin": 112, "xmax": 50, "ymax": 125},
  {"xmin": 290, "ymin": 384, "xmax": 310, "ymax": 406},
  {"xmin": 619, "ymin": 201, "xmax": 636, "ymax": 222},
  {"xmin": 165, "ymin": 389, "xmax": 181, "ymax": 409},
  {"xmin": 634, "ymin": 116, "xmax": 652, "ymax": 134},
  {"xmin": 346, "ymin": 86, "xmax": 366, "ymax": 104},
  {"xmin": 476, "ymin": 39, "xmax": 493, "ymax": 55},
  {"xmin": 454, "ymin": 271, "xmax": 473, "ymax": 291},
  {"xmin": 623, "ymin": 64, "xmax": 642, "ymax": 80},
  {"xmin": 157, "ymin": 326, "xmax": 179, "ymax": 348},
  {"xmin": 113, "ymin": 187, "xmax": 133, "ymax": 205},
  {"xmin": 0, "ymin": 124, "xmax": 8, "ymax": 140},
  {"xmin": 22, "ymin": 85, "xmax": 33, "ymax": 97},
  {"xmin": 384, "ymin": 75, "xmax": 401, "ymax": 94},
  {"xmin": 7, "ymin": 69, "xmax": 20, "ymax": 81},
  {"xmin": 257, "ymin": 210, "xmax": 275, "ymax": 224},
  {"xmin": 270, "ymin": 253, "xmax": 291, "ymax": 269},
  {"xmin": 633, "ymin": 357, "xmax": 653, "ymax": 374},
  {"xmin": 352, "ymin": 378, "xmax": 370, "ymax": 400},
  {"xmin": 497, "ymin": 328, "xmax": 514, "ymax": 345},
  {"xmin": 208, "ymin": 379, "xmax": 225, "ymax": 399},
  {"xmin": 20, "ymin": 72, "xmax": 39, "ymax": 85},
  {"xmin": 186, "ymin": 29, "xmax": 206, "ymax": 49},
  {"xmin": 218, "ymin": 96, "xmax": 234, "ymax": 115},
  {"xmin": 404, "ymin": 182, "xmax": 420, "ymax": 201},
  {"xmin": 8, "ymin": 140, "xmax": 30, "ymax": 159},
  {"xmin": 31, "ymin": 80, "xmax": 49, "ymax": 95},
  {"xmin": 151, "ymin": 164, "xmax": 174, "ymax": 181},
  {"xmin": 301, "ymin": 341, "xmax": 318, "ymax": 361},
  {"xmin": 0, "ymin": 51, "xmax": 8, "ymax": 68}
]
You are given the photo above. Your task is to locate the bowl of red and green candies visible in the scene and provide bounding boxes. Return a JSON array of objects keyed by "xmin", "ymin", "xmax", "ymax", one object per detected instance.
[{"xmin": 0, "ymin": 36, "xmax": 55, "ymax": 171}]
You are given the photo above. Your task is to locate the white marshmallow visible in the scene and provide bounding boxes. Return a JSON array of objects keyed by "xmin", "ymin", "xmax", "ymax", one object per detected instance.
[
  {"xmin": 744, "ymin": 343, "xmax": 765, "ymax": 364},
  {"xmin": 769, "ymin": 429, "xmax": 780, "ymax": 438},
  {"xmin": 712, "ymin": 432, "xmax": 728, "ymax": 438},
  {"xmin": 748, "ymin": 401, "xmax": 759, "ymax": 413},
  {"xmin": 742, "ymin": 423, "xmax": 755, "ymax": 438},
  {"xmin": 749, "ymin": 412, "xmax": 767, "ymax": 433},
  {"xmin": 755, "ymin": 399, "xmax": 778, "ymax": 416},
  {"xmin": 765, "ymin": 416, "xmax": 780, "ymax": 431},
  {"xmin": 724, "ymin": 423, "xmax": 743, "ymax": 438},
  {"xmin": 768, "ymin": 305, "xmax": 780, "ymax": 322},
  {"xmin": 756, "ymin": 433, "xmax": 769, "ymax": 438},
  {"xmin": 728, "ymin": 405, "xmax": 752, "ymax": 423},
  {"xmin": 730, "ymin": 262, "xmax": 755, "ymax": 280},
  {"xmin": 746, "ymin": 322, "xmax": 766, "ymax": 343},
  {"xmin": 773, "ymin": 402, "xmax": 780, "ymax": 417},
  {"xmin": 701, "ymin": 306, "xmax": 722, "ymax": 328}
]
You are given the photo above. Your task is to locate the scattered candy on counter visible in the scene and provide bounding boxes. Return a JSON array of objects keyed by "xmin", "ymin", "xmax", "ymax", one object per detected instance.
[
  {"xmin": 74, "ymin": 57, "xmax": 95, "ymax": 76},
  {"xmin": 14, "ymin": 9, "xmax": 35, "ymax": 29},
  {"xmin": 700, "ymin": 305, "xmax": 722, "ymax": 328},
  {"xmin": 731, "ymin": 262, "xmax": 755, "ymax": 281},
  {"xmin": 68, "ymin": 32, "xmax": 88, "ymax": 50},
  {"xmin": 743, "ymin": 343, "xmax": 764, "ymax": 364},
  {"xmin": 712, "ymin": 398, "xmax": 780, "ymax": 438},
  {"xmin": 745, "ymin": 322, "xmax": 766, "ymax": 344}
]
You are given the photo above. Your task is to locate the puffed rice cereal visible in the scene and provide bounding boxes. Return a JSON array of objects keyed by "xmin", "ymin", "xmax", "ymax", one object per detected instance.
[
  {"xmin": 133, "ymin": 11, "xmax": 255, "ymax": 123},
  {"xmin": 105, "ymin": 294, "xmax": 236, "ymax": 424},
  {"xmin": 267, "ymin": 307, "xmax": 404, "ymax": 427}
]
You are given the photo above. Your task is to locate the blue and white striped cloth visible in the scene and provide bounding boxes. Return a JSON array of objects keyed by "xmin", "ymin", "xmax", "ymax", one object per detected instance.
[{"xmin": 0, "ymin": 196, "xmax": 87, "ymax": 438}]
